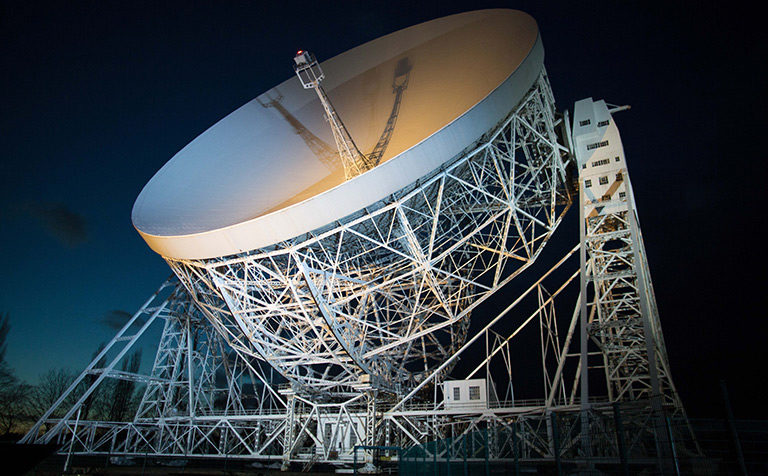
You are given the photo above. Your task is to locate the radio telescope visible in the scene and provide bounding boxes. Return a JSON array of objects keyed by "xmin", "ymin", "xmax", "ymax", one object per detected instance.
[
  {"xmin": 24, "ymin": 8, "xmax": 693, "ymax": 471},
  {"xmin": 132, "ymin": 9, "xmax": 568, "ymax": 396}
]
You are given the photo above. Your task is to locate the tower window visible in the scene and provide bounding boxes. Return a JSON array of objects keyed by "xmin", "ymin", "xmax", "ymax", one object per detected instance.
[
  {"xmin": 584, "ymin": 179, "xmax": 592, "ymax": 188},
  {"xmin": 453, "ymin": 387, "xmax": 460, "ymax": 400},
  {"xmin": 599, "ymin": 176, "xmax": 609, "ymax": 185},
  {"xmin": 616, "ymin": 172, "xmax": 623, "ymax": 181},
  {"xmin": 579, "ymin": 119, "xmax": 591, "ymax": 126},
  {"xmin": 586, "ymin": 140, "xmax": 609, "ymax": 151}
]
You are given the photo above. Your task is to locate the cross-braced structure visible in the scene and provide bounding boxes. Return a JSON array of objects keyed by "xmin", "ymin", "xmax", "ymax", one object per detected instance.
[
  {"xmin": 22, "ymin": 51, "xmax": 696, "ymax": 475},
  {"xmin": 167, "ymin": 71, "xmax": 570, "ymax": 399},
  {"xmin": 573, "ymin": 99, "xmax": 682, "ymax": 411},
  {"xmin": 294, "ymin": 50, "xmax": 376, "ymax": 179}
]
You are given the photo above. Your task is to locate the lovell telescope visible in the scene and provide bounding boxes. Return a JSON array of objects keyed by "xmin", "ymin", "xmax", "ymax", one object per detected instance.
[{"xmin": 22, "ymin": 9, "xmax": 696, "ymax": 472}]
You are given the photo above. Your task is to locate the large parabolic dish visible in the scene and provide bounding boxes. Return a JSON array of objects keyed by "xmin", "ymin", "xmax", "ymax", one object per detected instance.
[{"xmin": 133, "ymin": 9, "xmax": 570, "ymax": 396}]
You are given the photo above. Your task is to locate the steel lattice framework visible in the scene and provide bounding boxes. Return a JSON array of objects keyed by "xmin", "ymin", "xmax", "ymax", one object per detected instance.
[
  {"xmin": 21, "ymin": 78, "xmax": 700, "ymax": 473},
  {"xmin": 580, "ymin": 184, "xmax": 681, "ymax": 409},
  {"xmin": 167, "ymin": 71, "xmax": 570, "ymax": 397},
  {"xmin": 294, "ymin": 50, "xmax": 376, "ymax": 179},
  {"xmin": 572, "ymin": 99, "xmax": 684, "ymax": 414}
]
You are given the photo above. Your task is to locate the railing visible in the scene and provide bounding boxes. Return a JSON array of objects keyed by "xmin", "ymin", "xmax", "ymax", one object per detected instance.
[
  {"xmin": 195, "ymin": 407, "xmax": 287, "ymax": 417},
  {"xmin": 27, "ymin": 411, "xmax": 768, "ymax": 474},
  {"xmin": 397, "ymin": 396, "xmax": 611, "ymax": 413}
]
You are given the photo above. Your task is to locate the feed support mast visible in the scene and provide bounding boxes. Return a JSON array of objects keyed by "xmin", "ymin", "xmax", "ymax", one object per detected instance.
[
  {"xmin": 572, "ymin": 98, "xmax": 684, "ymax": 419},
  {"xmin": 294, "ymin": 50, "xmax": 375, "ymax": 179}
]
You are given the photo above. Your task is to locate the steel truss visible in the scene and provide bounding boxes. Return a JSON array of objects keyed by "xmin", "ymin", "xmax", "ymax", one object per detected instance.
[
  {"xmin": 579, "ymin": 184, "xmax": 682, "ymax": 409},
  {"xmin": 167, "ymin": 70, "xmax": 570, "ymax": 397},
  {"xmin": 294, "ymin": 50, "xmax": 376, "ymax": 179},
  {"xmin": 21, "ymin": 249, "xmax": 692, "ymax": 467},
  {"xmin": 22, "ymin": 74, "xmax": 697, "ymax": 471}
]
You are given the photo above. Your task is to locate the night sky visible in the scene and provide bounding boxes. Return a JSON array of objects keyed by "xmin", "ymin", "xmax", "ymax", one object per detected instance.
[{"xmin": 1, "ymin": 1, "xmax": 766, "ymax": 419}]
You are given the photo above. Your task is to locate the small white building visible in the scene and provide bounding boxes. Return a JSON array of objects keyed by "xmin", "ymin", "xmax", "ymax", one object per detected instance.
[
  {"xmin": 314, "ymin": 413, "xmax": 364, "ymax": 456},
  {"xmin": 443, "ymin": 379, "xmax": 487, "ymax": 410}
]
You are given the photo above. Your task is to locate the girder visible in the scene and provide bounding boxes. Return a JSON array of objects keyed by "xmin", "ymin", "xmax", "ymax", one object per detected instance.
[
  {"xmin": 20, "ymin": 70, "xmax": 698, "ymax": 471},
  {"xmin": 166, "ymin": 71, "xmax": 570, "ymax": 397},
  {"xmin": 293, "ymin": 50, "xmax": 375, "ymax": 179},
  {"xmin": 572, "ymin": 98, "xmax": 683, "ymax": 413}
]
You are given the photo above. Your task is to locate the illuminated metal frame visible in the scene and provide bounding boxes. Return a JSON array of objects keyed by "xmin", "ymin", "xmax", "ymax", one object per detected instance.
[
  {"xmin": 166, "ymin": 70, "xmax": 570, "ymax": 397},
  {"xmin": 21, "ymin": 74, "xmax": 696, "ymax": 471}
]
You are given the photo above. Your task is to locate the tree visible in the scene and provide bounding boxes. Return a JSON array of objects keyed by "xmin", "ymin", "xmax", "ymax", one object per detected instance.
[
  {"xmin": 0, "ymin": 314, "xmax": 32, "ymax": 436},
  {"xmin": 81, "ymin": 342, "xmax": 107, "ymax": 420},
  {"xmin": 0, "ymin": 362, "xmax": 14, "ymax": 395},
  {"xmin": 28, "ymin": 368, "xmax": 78, "ymax": 421},
  {"xmin": 0, "ymin": 313, "xmax": 9, "ymax": 363},
  {"xmin": 0, "ymin": 379, "xmax": 32, "ymax": 436},
  {"xmin": 108, "ymin": 349, "xmax": 142, "ymax": 422}
]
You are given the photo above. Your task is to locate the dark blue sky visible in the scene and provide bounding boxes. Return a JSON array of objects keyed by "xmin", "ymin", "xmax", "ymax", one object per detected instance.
[{"xmin": 1, "ymin": 1, "xmax": 766, "ymax": 418}]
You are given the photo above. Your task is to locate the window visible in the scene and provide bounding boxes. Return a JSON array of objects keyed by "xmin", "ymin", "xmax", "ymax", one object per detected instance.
[
  {"xmin": 453, "ymin": 387, "xmax": 461, "ymax": 401},
  {"xmin": 586, "ymin": 140, "xmax": 609, "ymax": 151},
  {"xmin": 469, "ymin": 386, "xmax": 480, "ymax": 400},
  {"xmin": 582, "ymin": 163, "xmax": 587, "ymax": 169},
  {"xmin": 615, "ymin": 156, "xmax": 621, "ymax": 162},
  {"xmin": 597, "ymin": 120, "xmax": 609, "ymax": 127},
  {"xmin": 619, "ymin": 191, "xmax": 626, "ymax": 199},
  {"xmin": 602, "ymin": 194, "xmax": 612, "ymax": 201},
  {"xmin": 599, "ymin": 176, "xmax": 609, "ymax": 185},
  {"xmin": 592, "ymin": 158, "xmax": 610, "ymax": 167},
  {"xmin": 616, "ymin": 172, "xmax": 623, "ymax": 182},
  {"xmin": 325, "ymin": 423, "xmax": 333, "ymax": 442},
  {"xmin": 579, "ymin": 119, "xmax": 591, "ymax": 126},
  {"xmin": 584, "ymin": 179, "xmax": 592, "ymax": 188}
]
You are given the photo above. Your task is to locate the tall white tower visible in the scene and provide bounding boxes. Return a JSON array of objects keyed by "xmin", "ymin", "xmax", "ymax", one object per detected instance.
[{"xmin": 573, "ymin": 98, "xmax": 684, "ymax": 415}]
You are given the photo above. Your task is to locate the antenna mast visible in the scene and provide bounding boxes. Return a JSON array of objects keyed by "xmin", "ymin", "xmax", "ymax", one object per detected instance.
[{"xmin": 294, "ymin": 50, "xmax": 374, "ymax": 180}]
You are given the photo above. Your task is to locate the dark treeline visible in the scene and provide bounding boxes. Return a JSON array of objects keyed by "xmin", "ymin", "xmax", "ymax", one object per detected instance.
[{"xmin": 0, "ymin": 314, "xmax": 143, "ymax": 439}]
